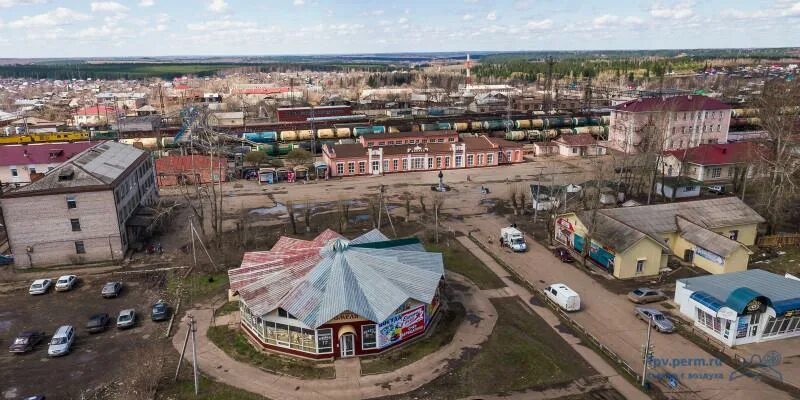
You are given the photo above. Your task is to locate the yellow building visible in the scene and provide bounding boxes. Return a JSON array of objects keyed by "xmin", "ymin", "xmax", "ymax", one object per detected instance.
[{"xmin": 554, "ymin": 197, "xmax": 763, "ymax": 279}]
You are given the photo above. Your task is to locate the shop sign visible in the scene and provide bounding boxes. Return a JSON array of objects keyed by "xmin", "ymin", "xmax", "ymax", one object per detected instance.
[
  {"xmin": 695, "ymin": 246, "xmax": 724, "ymax": 265},
  {"xmin": 377, "ymin": 304, "xmax": 425, "ymax": 348},
  {"xmin": 317, "ymin": 330, "xmax": 332, "ymax": 351},
  {"xmin": 329, "ymin": 311, "xmax": 365, "ymax": 323},
  {"xmin": 717, "ymin": 307, "xmax": 738, "ymax": 320},
  {"xmin": 736, "ymin": 318, "xmax": 749, "ymax": 339}
]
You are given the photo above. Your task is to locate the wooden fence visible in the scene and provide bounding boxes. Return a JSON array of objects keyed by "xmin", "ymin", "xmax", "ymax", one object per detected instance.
[{"xmin": 758, "ymin": 234, "xmax": 800, "ymax": 248}]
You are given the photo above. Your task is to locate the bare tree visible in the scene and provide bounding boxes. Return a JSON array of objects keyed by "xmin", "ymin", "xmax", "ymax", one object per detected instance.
[
  {"xmin": 286, "ymin": 200, "xmax": 297, "ymax": 235},
  {"xmin": 752, "ymin": 80, "xmax": 800, "ymax": 234},
  {"xmin": 431, "ymin": 193, "xmax": 446, "ymax": 244},
  {"xmin": 335, "ymin": 197, "xmax": 350, "ymax": 232}
]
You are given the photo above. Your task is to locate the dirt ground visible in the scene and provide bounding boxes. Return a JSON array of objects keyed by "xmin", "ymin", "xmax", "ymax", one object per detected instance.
[{"xmin": 0, "ymin": 272, "xmax": 170, "ymax": 400}]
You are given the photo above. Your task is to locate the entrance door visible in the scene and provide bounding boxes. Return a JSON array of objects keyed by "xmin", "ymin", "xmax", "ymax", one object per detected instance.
[
  {"xmin": 684, "ymin": 249, "xmax": 694, "ymax": 262},
  {"xmin": 340, "ymin": 333, "xmax": 355, "ymax": 357}
]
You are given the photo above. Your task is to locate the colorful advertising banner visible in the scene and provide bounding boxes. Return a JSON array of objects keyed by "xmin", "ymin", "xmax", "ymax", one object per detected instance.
[{"xmin": 378, "ymin": 304, "xmax": 426, "ymax": 348}]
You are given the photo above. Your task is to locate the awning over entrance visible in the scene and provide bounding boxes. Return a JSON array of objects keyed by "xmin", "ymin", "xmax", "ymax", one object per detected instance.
[
  {"xmin": 690, "ymin": 291, "xmax": 724, "ymax": 312},
  {"xmin": 725, "ymin": 287, "xmax": 770, "ymax": 314}
]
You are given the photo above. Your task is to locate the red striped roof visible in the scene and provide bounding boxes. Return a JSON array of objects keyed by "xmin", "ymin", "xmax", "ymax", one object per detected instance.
[
  {"xmin": 614, "ymin": 95, "xmax": 731, "ymax": 113},
  {"xmin": 663, "ymin": 142, "xmax": 763, "ymax": 165}
]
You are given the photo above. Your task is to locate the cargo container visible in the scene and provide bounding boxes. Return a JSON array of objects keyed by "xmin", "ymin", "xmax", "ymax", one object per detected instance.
[
  {"xmin": 437, "ymin": 122, "xmax": 452, "ymax": 130},
  {"xmin": 388, "ymin": 126, "xmax": 400, "ymax": 134},
  {"xmin": 453, "ymin": 122, "xmax": 469, "ymax": 132},
  {"xmin": 316, "ymin": 128, "xmax": 335, "ymax": 139},
  {"xmin": 335, "ymin": 128, "xmax": 351, "ymax": 138},
  {"xmin": 420, "ymin": 123, "xmax": 440, "ymax": 132},
  {"xmin": 506, "ymin": 130, "xmax": 527, "ymax": 141},
  {"xmin": 296, "ymin": 129, "xmax": 313, "ymax": 141},
  {"xmin": 470, "ymin": 121, "xmax": 483, "ymax": 131},
  {"xmin": 280, "ymin": 130, "xmax": 298, "ymax": 141},
  {"xmin": 243, "ymin": 131, "xmax": 278, "ymax": 143},
  {"xmin": 515, "ymin": 119, "xmax": 532, "ymax": 129}
]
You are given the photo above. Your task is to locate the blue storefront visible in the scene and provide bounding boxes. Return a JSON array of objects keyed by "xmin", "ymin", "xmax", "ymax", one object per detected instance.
[{"xmin": 572, "ymin": 233, "xmax": 615, "ymax": 272}]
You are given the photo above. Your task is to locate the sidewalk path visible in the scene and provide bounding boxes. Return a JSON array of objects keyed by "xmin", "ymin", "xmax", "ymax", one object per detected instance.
[
  {"xmin": 172, "ymin": 273, "xmax": 498, "ymax": 400},
  {"xmin": 456, "ymin": 236, "xmax": 650, "ymax": 400}
]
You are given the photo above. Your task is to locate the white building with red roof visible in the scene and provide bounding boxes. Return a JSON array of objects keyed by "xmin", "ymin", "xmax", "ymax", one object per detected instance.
[
  {"xmin": 608, "ymin": 95, "xmax": 731, "ymax": 154},
  {"xmin": 73, "ymin": 105, "xmax": 118, "ymax": 127},
  {"xmin": 659, "ymin": 142, "xmax": 764, "ymax": 184},
  {"xmin": 0, "ymin": 142, "xmax": 95, "ymax": 186},
  {"xmin": 228, "ymin": 229, "xmax": 444, "ymax": 359},
  {"xmin": 552, "ymin": 134, "xmax": 605, "ymax": 157}
]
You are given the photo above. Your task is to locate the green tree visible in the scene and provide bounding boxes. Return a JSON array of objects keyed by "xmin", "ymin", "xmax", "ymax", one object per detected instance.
[
  {"xmin": 244, "ymin": 150, "xmax": 267, "ymax": 166},
  {"xmin": 285, "ymin": 148, "xmax": 313, "ymax": 167}
]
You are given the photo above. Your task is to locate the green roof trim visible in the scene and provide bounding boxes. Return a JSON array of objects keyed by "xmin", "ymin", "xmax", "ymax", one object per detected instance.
[
  {"xmin": 350, "ymin": 237, "xmax": 421, "ymax": 249},
  {"xmin": 725, "ymin": 287, "xmax": 770, "ymax": 314}
]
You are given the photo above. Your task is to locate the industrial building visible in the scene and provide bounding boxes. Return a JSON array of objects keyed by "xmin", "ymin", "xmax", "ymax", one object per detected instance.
[
  {"xmin": 228, "ymin": 229, "xmax": 444, "ymax": 359},
  {"xmin": 0, "ymin": 141, "xmax": 158, "ymax": 268},
  {"xmin": 675, "ymin": 270, "xmax": 800, "ymax": 346},
  {"xmin": 554, "ymin": 197, "xmax": 763, "ymax": 278}
]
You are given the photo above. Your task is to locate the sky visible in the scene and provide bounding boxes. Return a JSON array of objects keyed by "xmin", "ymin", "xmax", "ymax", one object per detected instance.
[{"xmin": 0, "ymin": 0, "xmax": 798, "ymax": 58}]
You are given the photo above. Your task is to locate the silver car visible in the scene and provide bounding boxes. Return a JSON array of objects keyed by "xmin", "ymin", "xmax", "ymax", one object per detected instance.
[
  {"xmin": 101, "ymin": 282, "xmax": 122, "ymax": 298},
  {"xmin": 29, "ymin": 279, "xmax": 52, "ymax": 295},
  {"xmin": 635, "ymin": 307, "xmax": 675, "ymax": 333},
  {"xmin": 116, "ymin": 309, "xmax": 136, "ymax": 329}
]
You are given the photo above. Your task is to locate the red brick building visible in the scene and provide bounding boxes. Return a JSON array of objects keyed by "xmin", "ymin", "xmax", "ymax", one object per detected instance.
[
  {"xmin": 154, "ymin": 155, "xmax": 226, "ymax": 186},
  {"xmin": 322, "ymin": 132, "xmax": 523, "ymax": 177},
  {"xmin": 228, "ymin": 229, "xmax": 444, "ymax": 359}
]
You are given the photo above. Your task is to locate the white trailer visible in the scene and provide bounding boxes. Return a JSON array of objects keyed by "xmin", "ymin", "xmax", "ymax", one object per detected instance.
[{"xmin": 500, "ymin": 226, "xmax": 527, "ymax": 252}]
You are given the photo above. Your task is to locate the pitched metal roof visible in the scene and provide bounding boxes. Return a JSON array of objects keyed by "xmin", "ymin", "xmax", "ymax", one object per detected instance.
[
  {"xmin": 675, "ymin": 216, "xmax": 747, "ymax": 257},
  {"xmin": 599, "ymin": 197, "xmax": 764, "ymax": 235},
  {"xmin": 4, "ymin": 141, "xmax": 147, "ymax": 196},
  {"xmin": 577, "ymin": 211, "xmax": 661, "ymax": 253},
  {"xmin": 680, "ymin": 269, "xmax": 800, "ymax": 315},
  {"xmin": 228, "ymin": 229, "xmax": 443, "ymax": 328},
  {"xmin": 613, "ymin": 95, "xmax": 731, "ymax": 113}
]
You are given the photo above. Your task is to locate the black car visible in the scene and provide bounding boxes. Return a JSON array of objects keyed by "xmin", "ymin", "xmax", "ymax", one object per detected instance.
[
  {"xmin": 151, "ymin": 301, "xmax": 170, "ymax": 322},
  {"xmin": 86, "ymin": 313, "xmax": 110, "ymax": 333},
  {"xmin": 553, "ymin": 247, "xmax": 576, "ymax": 263},
  {"xmin": 8, "ymin": 331, "xmax": 45, "ymax": 353}
]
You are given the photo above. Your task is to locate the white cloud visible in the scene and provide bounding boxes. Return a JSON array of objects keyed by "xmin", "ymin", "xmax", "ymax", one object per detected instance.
[
  {"xmin": 526, "ymin": 19, "xmax": 552, "ymax": 30},
  {"xmin": 781, "ymin": 2, "xmax": 800, "ymax": 17},
  {"xmin": 8, "ymin": 7, "xmax": 91, "ymax": 28},
  {"xmin": 188, "ymin": 19, "xmax": 257, "ymax": 31},
  {"xmin": 650, "ymin": 1, "xmax": 694, "ymax": 19},
  {"xmin": 139, "ymin": 0, "xmax": 155, "ymax": 7},
  {"xmin": 486, "ymin": 11, "xmax": 496, "ymax": 21},
  {"xmin": 591, "ymin": 14, "xmax": 644, "ymax": 27},
  {"xmin": 397, "ymin": 17, "xmax": 407, "ymax": 24},
  {"xmin": 0, "ymin": 0, "xmax": 45, "ymax": 8},
  {"xmin": 293, "ymin": 0, "xmax": 304, "ymax": 5},
  {"xmin": 91, "ymin": 2, "xmax": 129, "ymax": 13},
  {"xmin": 371, "ymin": 9, "xmax": 384, "ymax": 16},
  {"xmin": 462, "ymin": 14, "xmax": 473, "ymax": 21},
  {"xmin": 208, "ymin": 0, "xmax": 229, "ymax": 13},
  {"xmin": 721, "ymin": 8, "xmax": 771, "ymax": 19}
]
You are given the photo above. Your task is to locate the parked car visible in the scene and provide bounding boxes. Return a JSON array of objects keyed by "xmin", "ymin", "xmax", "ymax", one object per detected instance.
[
  {"xmin": 707, "ymin": 185, "xmax": 726, "ymax": 195},
  {"xmin": 29, "ymin": 279, "xmax": 52, "ymax": 295},
  {"xmin": 55, "ymin": 275, "xmax": 78, "ymax": 292},
  {"xmin": 544, "ymin": 283, "xmax": 581, "ymax": 312},
  {"xmin": 47, "ymin": 325, "xmax": 75, "ymax": 357},
  {"xmin": 0, "ymin": 254, "xmax": 13, "ymax": 266},
  {"xmin": 634, "ymin": 307, "xmax": 675, "ymax": 333},
  {"xmin": 553, "ymin": 247, "xmax": 576, "ymax": 263},
  {"xmin": 101, "ymin": 282, "xmax": 122, "ymax": 298},
  {"xmin": 117, "ymin": 309, "xmax": 136, "ymax": 329},
  {"xmin": 151, "ymin": 300, "xmax": 170, "ymax": 322},
  {"xmin": 8, "ymin": 331, "xmax": 45, "ymax": 353},
  {"xmin": 23, "ymin": 396, "xmax": 45, "ymax": 400},
  {"xmin": 86, "ymin": 313, "xmax": 110, "ymax": 334},
  {"xmin": 627, "ymin": 288, "xmax": 668, "ymax": 304}
]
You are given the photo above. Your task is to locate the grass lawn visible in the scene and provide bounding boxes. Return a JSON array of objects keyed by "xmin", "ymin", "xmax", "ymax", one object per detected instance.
[
  {"xmin": 360, "ymin": 300, "xmax": 466, "ymax": 375},
  {"xmin": 384, "ymin": 297, "xmax": 596, "ymax": 399},
  {"xmin": 215, "ymin": 301, "xmax": 240, "ymax": 316},
  {"xmin": 207, "ymin": 325, "xmax": 335, "ymax": 379},
  {"xmin": 425, "ymin": 240, "xmax": 506, "ymax": 290},
  {"xmin": 158, "ymin": 374, "xmax": 267, "ymax": 400},
  {"xmin": 751, "ymin": 247, "xmax": 800, "ymax": 275}
]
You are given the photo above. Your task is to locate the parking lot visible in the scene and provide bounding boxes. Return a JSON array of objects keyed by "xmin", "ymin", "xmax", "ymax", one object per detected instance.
[{"xmin": 0, "ymin": 273, "xmax": 170, "ymax": 399}]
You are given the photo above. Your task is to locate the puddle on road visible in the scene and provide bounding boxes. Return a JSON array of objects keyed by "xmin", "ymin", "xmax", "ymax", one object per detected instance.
[{"xmin": 249, "ymin": 199, "xmax": 370, "ymax": 217}]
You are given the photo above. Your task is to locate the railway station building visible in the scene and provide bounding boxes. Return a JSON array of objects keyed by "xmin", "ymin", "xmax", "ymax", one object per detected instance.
[
  {"xmin": 322, "ymin": 132, "xmax": 523, "ymax": 177},
  {"xmin": 675, "ymin": 270, "xmax": 800, "ymax": 346},
  {"xmin": 228, "ymin": 229, "xmax": 445, "ymax": 359}
]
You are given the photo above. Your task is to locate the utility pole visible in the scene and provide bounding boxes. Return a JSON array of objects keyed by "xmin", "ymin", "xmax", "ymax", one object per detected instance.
[
  {"xmin": 191, "ymin": 315, "xmax": 199, "ymax": 397},
  {"xmin": 174, "ymin": 315, "xmax": 192, "ymax": 381},
  {"xmin": 641, "ymin": 315, "xmax": 654, "ymax": 387},
  {"xmin": 377, "ymin": 184, "xmax": 384, "ymax": 230}
]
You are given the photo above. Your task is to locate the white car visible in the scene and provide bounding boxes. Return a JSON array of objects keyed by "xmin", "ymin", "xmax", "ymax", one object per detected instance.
[
  {"xmin": 117, "ymin": 309, "xmax": 136, "ymax": 329},
  {"xmin": 48, "ymin": 325, "xmax": 75, "ymax": 357},
  {"xmin": 29, "ymin": 279, "xmax": 53, "ymax": 295},
  {"xmin": 55, "ymin": 275, "xmax": 78, "ymax": 292}
]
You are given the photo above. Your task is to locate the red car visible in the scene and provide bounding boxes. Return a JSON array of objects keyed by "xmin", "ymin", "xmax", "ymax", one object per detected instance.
[{"xmin": 553, "ymin": 247, "xmax": 576, "ymax": 263}]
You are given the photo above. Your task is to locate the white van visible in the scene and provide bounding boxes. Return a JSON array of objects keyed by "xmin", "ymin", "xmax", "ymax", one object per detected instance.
[
  {"xmin": 48, "ymin": 325, "xmax": 75, "ymax": 357},
  {"xmin": 544, "ymin": 283, "xmax": 581, "ymax": 312}
]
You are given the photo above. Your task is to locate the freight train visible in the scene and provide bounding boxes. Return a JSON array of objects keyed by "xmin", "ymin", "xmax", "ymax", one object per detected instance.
[
  {"xmin": 0, "ymin": 131, "xmax": 90, "ymax": 145},
  {"xmin": 240, "ymin": 115, "xmax": 613, "ymax": 144}
]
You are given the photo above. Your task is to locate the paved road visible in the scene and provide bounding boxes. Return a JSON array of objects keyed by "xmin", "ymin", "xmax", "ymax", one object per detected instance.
[{"xmin": 453, "ymin": 214, "xmax": 795, "ymax": 400}]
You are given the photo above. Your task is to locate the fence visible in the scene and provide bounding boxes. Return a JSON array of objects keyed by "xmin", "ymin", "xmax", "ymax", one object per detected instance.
[{"xmin": 758, "ymin": 234, "xmax": 800, "ymax": 248}]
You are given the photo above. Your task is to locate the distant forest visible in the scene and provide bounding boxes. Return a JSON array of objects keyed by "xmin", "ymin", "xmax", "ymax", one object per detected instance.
[{"xmin": 0, "ymin": 62, "xmax": 392, "ymax": 80}]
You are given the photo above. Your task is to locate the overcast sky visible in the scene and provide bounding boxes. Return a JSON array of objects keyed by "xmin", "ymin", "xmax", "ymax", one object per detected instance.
[{"xmin": 0, "ymin": 0, "xmax": 798, "ymax": 58}]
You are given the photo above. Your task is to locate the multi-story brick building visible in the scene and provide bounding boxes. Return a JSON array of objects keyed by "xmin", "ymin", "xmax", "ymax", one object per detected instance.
[
  {"xmin": 322, "ymin": 132, "xmax": 523, "ymax": 177},
  {"xmin": 608, "ymin": 95, "xmax": 731, "ymax": 154},
  {"xmin": 0, "ymin": 141, "xmax": 158, "ymax": 268}
]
